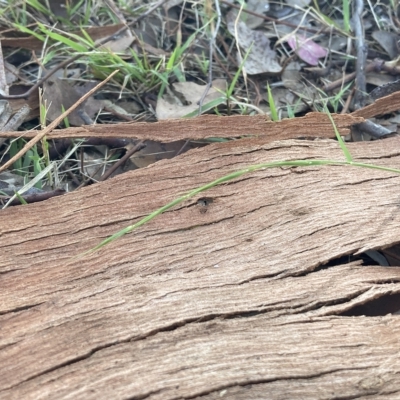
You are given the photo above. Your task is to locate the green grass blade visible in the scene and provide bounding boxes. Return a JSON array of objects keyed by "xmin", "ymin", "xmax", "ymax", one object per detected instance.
[
  {"xmin": 226, "ymin": 45, "xmax": 252, "ymax": 98},
  {"xmin": 14, "ymin": 192, "xmax": 28, "ymax": 205},
  {"xmin": 2, "ymin": 162, "xmax": 55, "ymax": 209},
  {"xmin": 342, "ymin": 0, "xmax": 351, "ymax": 33},
  {"xmin": 10, "ymin": 139, "xmax": 23, "ymax": 173},
  {"xmin": 26, "ymin": 0, "xmax": 50, "ymax": 15},
  {"xmin": 37, "ymin": 23, "xmax": 89, "ymax": 52},
  {"xmin": 325, "ymin": 107, "xmax": 353, "ymax": 162},
  {"xmin": 182, "ymin": 97, "xmax": 227, "ymax": 118},
  {"xmin": 267, "ymin": 83, "xmax": 279, "ymax": 121},
  {"xmin": 79, "ymin": 28, "xmax": 95, "ymax": 47},
  {"xmin": 78, "ymin": 157, "xmax": 400, "ymax": 258},
  {"xmin": 13, "ymin": 23, "xmax": 45, "ymax": 41}
]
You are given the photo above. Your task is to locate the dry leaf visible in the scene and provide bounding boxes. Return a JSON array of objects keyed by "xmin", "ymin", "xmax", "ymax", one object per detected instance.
[
  {"xmin": 156, "ymin": 79, "xmax": 227, "ymax": 120},
  {"xmin": 79, "ymin": 148, "xmax": 109, "ymax": 180},
  {"xmin": 289, "ymin": 0, "xmax": 312, "ymax": 7},
  {"xmin": 366, "ymin": 73, "xmax": 398, "ymax": 89},
  {"xmin": 43, "ymin": 78, "xmax": 106, "ymax": 126},
  {"xmin": 245, "ymin": 0, "xmax": 270, "ymax": 29},
  {"xmin": 128, "ymin": 140, "xmax": 188, "ymax": 169},
  {"xmin": 163, "ymin": 0, "xmax": 183, "ymax": 10},
  {"xmin": 99, "ymin": 33, "xmax": 134, "ymax": 53},
  {"xmin": 372, "ymin": 31, "xmax": 400, "ymax": 60},
  {"xmin": 226, "ymin": 11, "xmax": 282, "ymax": 75},
  {"xmin": 4, "ymin": 61, "xmax": 18, "ymax": 85}
]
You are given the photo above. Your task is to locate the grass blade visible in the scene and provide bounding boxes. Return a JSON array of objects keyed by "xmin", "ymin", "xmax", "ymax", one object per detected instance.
[
  {"xmin": 78, "ymin": 157, "xmax": 400, "ymax": 259},
  {"xmin": 325, "ymin": 106, "xmax": 353, "ymax": 162}
]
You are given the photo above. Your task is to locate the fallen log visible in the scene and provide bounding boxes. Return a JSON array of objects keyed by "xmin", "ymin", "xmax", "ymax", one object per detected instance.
[{"xmin": 2, "ymin": 135, "xmax": 400, "ymax": 399}]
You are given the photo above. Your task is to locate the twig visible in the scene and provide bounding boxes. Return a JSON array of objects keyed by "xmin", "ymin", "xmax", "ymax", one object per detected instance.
[
  {"xmin": 0, "ymin": 70, "xmax": 119, "ymax": 173},
  {"xmin": 0, "ymin": 0, "xmax": 168, "ymax": 100},
  {"xmin": 217, "ymin": 33, "xmax": 239, "ymax": 68},
  {"xmin": 198, "ymin": 0, "xmax": 221, "ymax": 115},
  {"xmin": 1, "ymin": 188, "xmax": 65, "ymax": 206},
  {"xmin": 0, "ymin": 41, "xmax": 8, "ymax": 96},
  {"xmin": 99, "ymin": 140, "xmax": 146, "ymax": 181},
  {"xmin": 212, "ymin": 47, "xmax": 233, "ymax": 79},
  {"xmin": 323, "ymin": 58, "xmax": 400, "ymax": 93},
  {"xmin": 323, "ymin": 62, "xmax": 375, "ymax": 92},
  {"xmin": 353, "ymin": 120, "xmax": 394, "ymax": 139},
  {"xmin": 353, "ymin": 0, "xmax": 367, "ymax": 109},
  {"xmin": 341, "ymin": 87, "xmax": 355, "ymax": 114},
  {"xmin": 104, "ymin": 0, "xmax": 131, "ymax": 27},
  {"xmin": 178, "ymin": 0, "xmax": 221, "ymax": 158}
]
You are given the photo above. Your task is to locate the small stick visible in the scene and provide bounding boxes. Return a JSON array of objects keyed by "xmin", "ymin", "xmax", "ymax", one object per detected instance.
[
  {"xmin": 0, "ymin": 70, "xmax": 119, "ymax": 173},
  {"xmin": 177, "ymin": 0, "xmax": 222, "ymax": 157},
  {"xmin": 198, "ymin": 0, "xmax": 222, "ymax": 115},
  {"xmin": 2, "ymin": 188, "xmax": 65, "ymax": 206},
  {"xmin": 323, "ymin": 62, "xmax": 375, "ymax": 92},
  {"xmin": 353, "ymin": 0, "xmax": 367, "ymax": 109},
  {"xmin": 99, "ymin": 140, "xmax": 146, "ymax": 181},
  {"xmin": 341, "ymin": 87, "xmax": 355, "ymax": 114}
]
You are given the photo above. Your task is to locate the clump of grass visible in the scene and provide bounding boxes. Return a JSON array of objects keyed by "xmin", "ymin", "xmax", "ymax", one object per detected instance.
[
  {"xmin": 267, "ymin": 83, "xmax": 279, "ymax": 121},
  {"xmin": 12, "ymin": 14, "xmax": 213, "ymax": 100}
]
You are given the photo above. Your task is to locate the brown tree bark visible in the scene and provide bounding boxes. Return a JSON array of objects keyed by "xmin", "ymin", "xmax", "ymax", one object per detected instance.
[
  {"xmin": 0, "ymin": 112, "xmax": 362, "ymax": 141},
  {"xmin": 2, "ymin": 133, "xmax": 400, "ymax": 399}
]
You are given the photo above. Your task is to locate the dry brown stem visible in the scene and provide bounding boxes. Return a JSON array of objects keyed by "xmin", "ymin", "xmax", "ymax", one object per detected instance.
[{"xmin": 0, "ymin": 70, "xmax": 118, "ymax": 173}]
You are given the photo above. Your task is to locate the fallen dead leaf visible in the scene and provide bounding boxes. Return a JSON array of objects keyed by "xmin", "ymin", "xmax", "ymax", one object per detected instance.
[
  {"xmin": 245, "ymin": 0, "xmax": 270, "ymax": 29},
  {"xmin": 156, "ymin": 79, "xmax": 227, "ymax": 120},
  {"xmin": 226, "ymin": 11, "xmax": 282, "ymax": 75},
  {"xmin": 128, "ymin": 140, "xmax": 196, "ymax": 169},
  {"xmin": 43, "ymin": 78, "xmax": 107, "ymax": 126},
  {"xmin": 290, "ymin": 0, "xmax": 312, "ymax": 7},
  {"xmin": 98, "ymin": 33, "xmax": 134, "ymax": 53},
  {"xmin": 6, "ymin": 85, "xmax": 39, "ymax": 121},
  {"xmin": 163, "ymin": 0, "xmax": 183, "ymax": 10},
  {"xmin": 372, "ymin": 30, "xmax": 399, "ymax": 60},
  {"xmin": 4, "ymin": 61, "xmax": 18, "ymax": 85}
]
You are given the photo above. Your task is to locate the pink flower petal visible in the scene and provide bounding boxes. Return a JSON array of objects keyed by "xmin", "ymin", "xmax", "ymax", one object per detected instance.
[{"xmin": 287, "ymin": 34, "xmax": 327, "ymax": 66}]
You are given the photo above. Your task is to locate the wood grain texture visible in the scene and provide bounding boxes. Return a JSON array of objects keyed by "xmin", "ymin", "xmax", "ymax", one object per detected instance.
[
  {"xmin": 352, "ymin": 90, "xmax": 400, "ymax": 119},
  {"xmin": 0, "ymin": 112, "xmax": 363, "ymax": 141},
  {"xmin": 2, "ymin": 136, "xmax": 400, "ymax": 399}
]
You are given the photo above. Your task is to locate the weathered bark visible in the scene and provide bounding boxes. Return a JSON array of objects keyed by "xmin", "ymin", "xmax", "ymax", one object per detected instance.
[
  {"xmin": 2, "ymin": 135, "xmax": 400, "ymax": 399},
  {"xmin": 0, "ymin": 112, "xmax": 363, "ymax": 141}
]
